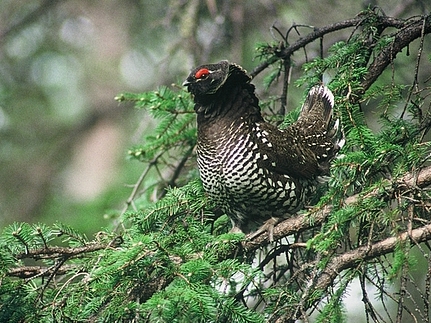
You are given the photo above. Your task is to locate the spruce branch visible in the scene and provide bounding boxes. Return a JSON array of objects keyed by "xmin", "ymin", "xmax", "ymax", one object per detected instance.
[
  {"xmin": 7, "ymin": 264, "xmax": 76, "ymax": 279},
  {"xmin": 314, "ymin": 223, "xmax": 431, "ymax": 291},
  {"xmin": 6, "ymin": 239, "xmax": 122, "ymax": 278},
  {"xmin": 362, "ymin": 14, "xmax": 431, "ymax": 93},
  {"xmin": 13, "ymin": 242, "xmax": 117, "ymax": 261},
  {"xmin": 243, "ymin": 164, "xmax": 431, "ymax": 250},
  {"xmin": 250, "ymin": 13, "xmax": 409, "ymax": 79}
]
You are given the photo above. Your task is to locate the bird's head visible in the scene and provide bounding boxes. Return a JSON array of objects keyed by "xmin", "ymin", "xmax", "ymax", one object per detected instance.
[
  {"xmin": 182, "ymin": 60, "xmax": 231, "ymax": 97},
  {"xmin": 183, "ymin": 60, "xmax": 256, "ymax": 118}
]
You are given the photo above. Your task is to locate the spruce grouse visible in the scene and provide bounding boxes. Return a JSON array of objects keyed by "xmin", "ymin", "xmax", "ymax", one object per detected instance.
[{"xmin": 183, "ymin": 60, "xmax": 343, "ymax": 238}]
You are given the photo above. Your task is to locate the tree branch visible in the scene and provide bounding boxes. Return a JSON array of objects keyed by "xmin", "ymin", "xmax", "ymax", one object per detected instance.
[
  {"xmin": 7, "ymin": 264, "xmax": 76, "ymax": 279},
  {"xmin": 243, "ymin": 164, "xmax": 431, "ymax": 251},
  {"xmin": 361, "ymin": 15, "xmax": 431, "ymax": 92},
  {"xmin": 250, "ymin": 14, "xmax": 409, "ymax": 79},
  {"xmin": 15, "ymin": 242, "xmax": 111, "ymax": 261},
  {"xmin": 314, "ymin": 223, "xmax": 431, "ymax": 292}
]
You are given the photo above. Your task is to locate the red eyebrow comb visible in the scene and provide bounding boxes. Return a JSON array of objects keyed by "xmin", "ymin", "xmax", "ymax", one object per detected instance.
[{"xmin": 195, "ymin": 68, "xmax": 210, "ymax": 79}]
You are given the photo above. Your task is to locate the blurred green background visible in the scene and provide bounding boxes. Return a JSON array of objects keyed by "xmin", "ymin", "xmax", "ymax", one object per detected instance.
[{"xmin": 0, "ymin": 0, "xmax": 428, "ymax": 235}]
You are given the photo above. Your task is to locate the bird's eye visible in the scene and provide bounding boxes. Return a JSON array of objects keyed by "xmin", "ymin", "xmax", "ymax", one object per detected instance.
[{"xmin": 195, "ymin": 68, "xmax": 210, "ymax": 79}]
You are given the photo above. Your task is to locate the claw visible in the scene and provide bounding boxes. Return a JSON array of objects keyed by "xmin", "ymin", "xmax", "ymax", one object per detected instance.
[{"xmin": 248, "ymin": 217, "xmax": 280, "ymax": 242}]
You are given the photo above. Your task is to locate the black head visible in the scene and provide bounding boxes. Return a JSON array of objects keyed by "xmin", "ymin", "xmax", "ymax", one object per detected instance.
[
  {"xmin": 183, "ymin": 60, "xmax": 257, "ymax": 118},
  {"xmin": 182, "ymin": 60, "xmax": 230, "ymax": 97}
]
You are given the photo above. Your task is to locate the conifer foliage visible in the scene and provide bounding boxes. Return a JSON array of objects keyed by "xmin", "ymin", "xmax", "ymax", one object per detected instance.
[{"xmin": 2, "ymin": 9, "xmax": 431, "ymax": 323}]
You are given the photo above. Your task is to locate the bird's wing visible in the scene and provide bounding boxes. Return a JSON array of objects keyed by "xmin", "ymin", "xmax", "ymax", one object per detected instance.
[
  {"xmin": 254, "ymin": 122, "xmax": 324, "ymax": 179},
  {"xmin": 254, "ymin": 85, "xmax": 343, "ymax": 179}
]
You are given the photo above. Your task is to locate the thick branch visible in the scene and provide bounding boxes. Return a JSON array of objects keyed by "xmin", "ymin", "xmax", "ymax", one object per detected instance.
[
  {"xmin": 314, "ymin": 223, "xmax": 431, "ymax": 291},
  {"xmin": 250, "ymin": 14, "xmax": 408, "ymax": 79},
  {"xmin": 15, "ymin": 243, "xmax": 109, "ymax": 260},
  {"xmin": 8, "ymin": 264, "xmax": 76, "ymax": 279},
  {"xmin": 361, "ymin": 15, "xmax": 431, "ymax": 92},
  {"xmin": 243, "ymin": 164, "xmax": 431, "ymax": 251}
]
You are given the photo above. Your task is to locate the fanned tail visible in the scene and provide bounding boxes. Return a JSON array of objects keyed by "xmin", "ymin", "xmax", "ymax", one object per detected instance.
[
  {"xmin": 298, "ymin": 85, "xmax": 334, "ymax": 126},
  {"xmin": 297, "ymin": 85, "xmax": 345, "ymax": 175}
]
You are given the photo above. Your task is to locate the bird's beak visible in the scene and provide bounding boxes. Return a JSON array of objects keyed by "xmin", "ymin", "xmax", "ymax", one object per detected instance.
[{"xmin": 182, "ymin": 79, "xmax": 190, "ymax": 86}]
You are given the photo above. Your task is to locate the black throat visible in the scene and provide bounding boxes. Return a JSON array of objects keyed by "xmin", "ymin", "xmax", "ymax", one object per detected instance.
[{"xmin": 194, "ymin": 73, "xmax": 263, "ymax": 125}]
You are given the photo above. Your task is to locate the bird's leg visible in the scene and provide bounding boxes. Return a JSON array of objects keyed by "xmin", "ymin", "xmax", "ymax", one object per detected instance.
[
  {"xmin": 248, "ymin": 217, "xmax": 280, "ymax": 242},
  {"xmin": 229, "ymin": 218, "xmax": 244, "ymax": 234},
  {"xmin": 229, "ymin": 226, "xmax": 244, "ymax": 234}
]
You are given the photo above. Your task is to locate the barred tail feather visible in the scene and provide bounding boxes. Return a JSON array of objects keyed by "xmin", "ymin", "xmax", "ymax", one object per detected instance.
[{"xmin": 299, "ymin": 85, "xmax": 334, "ymax": 124}]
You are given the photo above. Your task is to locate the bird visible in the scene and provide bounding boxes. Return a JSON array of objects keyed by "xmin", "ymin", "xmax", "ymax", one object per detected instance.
[{"xmin": 183, "ymin": 60, "xmax": 344, "ymax": 239}]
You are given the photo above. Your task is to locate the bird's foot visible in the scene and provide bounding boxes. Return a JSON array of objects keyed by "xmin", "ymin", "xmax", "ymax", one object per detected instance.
[
  {"xmin": 248, "ymin": 217, "xmax": 280, "ymax": 242},
  {"xmin": 229, "ymin": 226, "xmax": 244, "ymax": 234}
]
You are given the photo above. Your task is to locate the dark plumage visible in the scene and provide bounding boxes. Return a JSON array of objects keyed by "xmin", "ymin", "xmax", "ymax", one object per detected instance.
[{"xmin": 183, "ymin": 60, "xmax": 343, "ymax": 237}]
